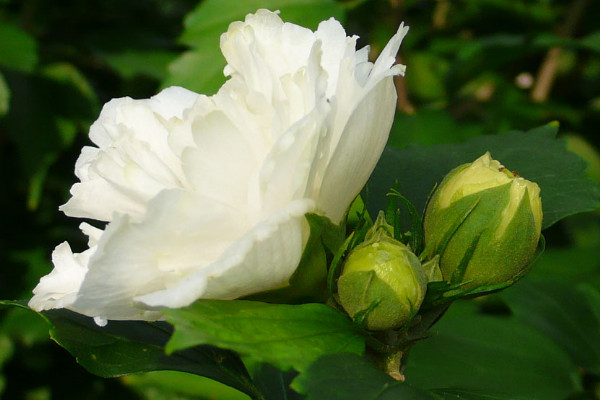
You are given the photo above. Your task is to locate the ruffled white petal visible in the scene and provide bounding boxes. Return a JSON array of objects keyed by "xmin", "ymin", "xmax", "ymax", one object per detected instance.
[
  {"xmin": 61, "ymin": 87, "xmax": 200, "ymax": 221},
  {"xmin": 136, "ymin": 199, "xmax": 313, "ymax": 308},
  {"xmin": 29, "ymin": 224, "xmax": 99, "ymax": 311},
  {"xmin": 70, "ymin": 189, "xmax": 246, "ymax": 320}
]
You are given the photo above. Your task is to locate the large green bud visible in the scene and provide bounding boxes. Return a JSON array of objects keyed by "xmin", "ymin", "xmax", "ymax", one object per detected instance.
[
  {"xmin": 423, "ymin": 152, "xmax": 543, "ymax": 289},
  {"xmin": 337, "ymin": 215, "xmax": 427, "ymax": 331}
]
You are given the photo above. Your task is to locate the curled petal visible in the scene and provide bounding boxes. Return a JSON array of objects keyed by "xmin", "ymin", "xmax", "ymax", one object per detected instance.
[
  {"xmin": 136, "ymin": 199, "xmax": 314, "ymax": 308},
  {"xmin": 318, "ymin": 78, "xmax": 398, "ymax": 223},
  {"xmin": 61, "ymin": 87, "xmax": 200, "ymax": 221},
  {"xmin": 28, "ymin": 223, "xmax": 101, "ymax": 311}
]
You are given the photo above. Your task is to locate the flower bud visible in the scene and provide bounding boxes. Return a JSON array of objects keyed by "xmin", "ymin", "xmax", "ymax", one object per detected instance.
[
  {"xmin": 337, "ymin": 215, "xmax": 427, "ymax": 331},
  {"xmin": 423, "ymin": 152, "xmax": 542, "ymax": 289}
]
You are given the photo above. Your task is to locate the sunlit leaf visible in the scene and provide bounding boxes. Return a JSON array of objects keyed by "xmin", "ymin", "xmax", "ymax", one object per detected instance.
[{"xmin": 165, "ymin": 300, "xmax": 365, "ymax": 372}]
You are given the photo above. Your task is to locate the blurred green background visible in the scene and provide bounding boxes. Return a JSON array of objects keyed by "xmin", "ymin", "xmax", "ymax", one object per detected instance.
[{"xmin": 1, "ymin": 0, "xmax": 599, "ymax": 399}]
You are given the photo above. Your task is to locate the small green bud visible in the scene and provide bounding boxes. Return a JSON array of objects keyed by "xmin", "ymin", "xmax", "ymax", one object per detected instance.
[
  {"xmin": 337, "ymin": 215, "xmax": 427, "ymax": 331},
  {"xmin": 423, "ymin": 152, "xmax": 543, "ymax": 289}
]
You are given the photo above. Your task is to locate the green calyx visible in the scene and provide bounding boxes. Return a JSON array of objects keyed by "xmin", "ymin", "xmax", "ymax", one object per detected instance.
[{"xmin": 337, "ymin": 214, "xmax": 427, "ymax": 331}]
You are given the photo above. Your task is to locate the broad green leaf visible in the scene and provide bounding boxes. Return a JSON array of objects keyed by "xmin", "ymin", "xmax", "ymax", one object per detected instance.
[
  {"xmin": 0, "ymin": 22, "xmax": 38, "ymax": 72},
  {"xmin": 291, "ymin": 353, "xmax": 434, "ymax": 400},
  {"xmin": 527, "ymin": 246, "xmax": 600, "ymax": 284},
  {"xmin": 404, "ymin": 301, "xmax": 580, "ymax": 400},
  {"xmin": 580, "ymin": 283, "xmax": 600, "ymax": 326},
  {"xmin": 0, "ymin": 301, "xmax": 260, "ymax": 398},
  {"xmin": 164, "ymin": 300, "xmax": 365, "ymax": 372},
  {"xmin": 123, "ymin": 371, "xmax": 250, "ymax": 400},
  {"xmin": 367, "ymin": 124, "xmax": 600, "ymax": 230},
  {"xmin": 500, "ymin": 280, "xmax": 600, "ymax": 375},
  {"xmin": 0, "ymin": 72, "xmax": 9, "ymax": 116},
  {"xmin": 430, "ymin": 388, "xmax": 535, "ymax": 400},
  {"xmin": 163, "ymin": 0, "xmax": 345, "ymax": 94}
]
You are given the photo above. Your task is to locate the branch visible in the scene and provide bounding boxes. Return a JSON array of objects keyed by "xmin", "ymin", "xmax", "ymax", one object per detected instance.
[{"xmin": 531, "ymin": 0, "xmax": 588, "ymax": 103}]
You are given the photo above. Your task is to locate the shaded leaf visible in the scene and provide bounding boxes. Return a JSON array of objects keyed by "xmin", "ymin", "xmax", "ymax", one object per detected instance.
[
  {"xmin": 248, "ymin": 363, "xmax": 303, "ymax": 400},
  {"xmin": 2, "ymin": 63, "xmax": 98, "ymax": 209},
  {"xmin": 367, "ymin": 124, "xmax": 600, "ymax": 230},
  {"xmin": 165, "ymin": 300, "xmax": 365, "ymax": 372},
  {"xmin": 500, "ymin": 279, "xmax": 600, "ymax": 375},
  {"xmin": 0, "ymin": 301, "xmax": 260, "ymax": 398},
  {"xmin": 527, "ymin": 246, "xmax": 600, "ymax": 284},
  {"xmin": 123, "ymin": 371, "xmax": 251, "ymax": 400},
  {"xmin": 0, "ymin": 22, "xmax": 38, "ymax": 72},
  {"xmin": 0, "ymin": 72, "xmax": 9, "ymax": 116},
  {"xmin": 291, "ymin": 353, "xmax": 434, "ymax": 400},
  {"xmin": 103, "ymin": 50, "xmax": 178, "ymax": 81},
  {"xmin": 580, "ymin": 32, "xmax": 600, "ymax": 53},
  {"xmin": 431, "ymin": 388, "xmax": 535, "ymax": 400},
  {"xmin": 404, "ymin": 301, "xmax": 580, "ymax": 400}
]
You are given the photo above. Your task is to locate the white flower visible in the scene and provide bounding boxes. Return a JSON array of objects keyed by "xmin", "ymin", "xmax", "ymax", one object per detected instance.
[{"xmin": 29, "ymin": 10, "xmax": 408, "ymax": 324}]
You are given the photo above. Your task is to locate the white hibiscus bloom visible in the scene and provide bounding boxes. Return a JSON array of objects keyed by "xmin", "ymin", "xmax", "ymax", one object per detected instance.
[{"xmin": 29, "ymin": 10, "xmax": 408, "ymax": 324}]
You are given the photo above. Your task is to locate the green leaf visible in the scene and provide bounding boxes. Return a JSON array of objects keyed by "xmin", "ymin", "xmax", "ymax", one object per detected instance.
[
  {"xmin": 580, "ymin": 31, "xmax": 600, "ymax": 53},
  {"xmin": 248, "ymin": 363, "xmax": 303, "ymax": 400},
  {"xmin": 367, "ymin": 124, "xmax": 600, "ymax": 230},
  {"xmin": 404, "ymin": 52, "xmax": 448, "ymax": 102},
  {"xmin": 527, "ymin": 246, "xmax": 600, "ymax": 284},
  {"xmin": 0, "ymin": 72, "xmax": 9, "ymax": 116},
  {"xmin": 291, "ymin": 353, "xmax": 435, "ymax": 400},
  {"xmin": 0, "ymin": 22, "xmax": 38, "ymax": 72},
  {"xmin": 430, "ymin": 388, "xmax": 534, "ymax": 400},
  {"xmin": 163, "ymin": 0, "xmax": 346, "ymax": 95},
  {"xmin": 500, "ymin": 280, "xmax": 600, "ymax": 375},
  {"xmin": 163, "ymin": 49, "xmax": 226, "ymax": 96},
  {"xmin": 102, "ymin": 50, "xmax": 178, "ymax": 81},
  {"xmin": 164, "ymin": 300, "xmax": 365, "ymax": 372},
  {"xmin": 0, "ymin": 301, "xmax": 260, "ymax": 398},
  {"xmin": 123, "ymin": 371, "xmax": 251, "ymax": 400},
  {"xmin": 2, "ymin": 63, "xmax": 99, "ymax": 209},
  {"xmin": 404, "ymin": 301, "xmax": 580, "ymax": 400},
  {"xmin": 0, "ymin": 335, "xmax": 12, "ymax": 395}
]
